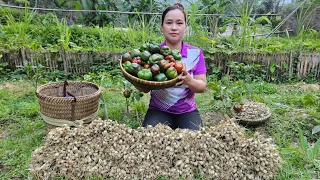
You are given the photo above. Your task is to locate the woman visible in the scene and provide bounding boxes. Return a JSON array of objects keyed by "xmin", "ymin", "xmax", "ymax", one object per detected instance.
[{"xmin": 136, "ymin": 2, "xmax": 207, "ymax": 130}]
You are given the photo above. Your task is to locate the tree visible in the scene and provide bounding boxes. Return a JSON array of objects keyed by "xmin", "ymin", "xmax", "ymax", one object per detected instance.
[
  {"xmin": 74, "ymin": 0, "xmax": 118, "ymax": 27},
  {"xmin": 255, "ymin": 0, "xmax": 285, "ymax": 14},
  {"xmin": 118, "ymin": 0, "xmax": 167, "ymax": 25}
]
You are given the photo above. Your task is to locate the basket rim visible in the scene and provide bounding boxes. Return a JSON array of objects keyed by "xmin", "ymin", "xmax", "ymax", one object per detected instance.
[
  {"xmin": 36, "ymin": 81, "xmax": 101, "ymax": 100},
  {"xmin": 119, "ymin": 59, "xmax": 180, "ymax": 86}
]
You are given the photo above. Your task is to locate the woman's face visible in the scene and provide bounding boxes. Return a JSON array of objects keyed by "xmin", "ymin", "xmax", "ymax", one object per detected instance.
[{"xmin": 161, "ymin": 9, "xmax": 187, "ymax": 45}]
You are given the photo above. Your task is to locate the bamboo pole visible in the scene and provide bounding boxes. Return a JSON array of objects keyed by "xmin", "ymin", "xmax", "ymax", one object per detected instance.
[
  {"xmin": 316, "ymin": 55, "xmax": 320, "ymax": 78},
  {"xmin": 297, "ymin": 54, "xmax": 301, "ymax": 79},
  {"xmin": 289, "ymin": 51, "xmax": 293, "ymax": 79},
  {"xmin": 60, "ymin": 46, "xmax": 68, "ymax": 74},
  {"xmin": 303, "ymin": 55, "xmax": 308, "ymax": 77},
  {"xmin": 20, "ymin": 47, "xmax": 26, "ymax": 66}
]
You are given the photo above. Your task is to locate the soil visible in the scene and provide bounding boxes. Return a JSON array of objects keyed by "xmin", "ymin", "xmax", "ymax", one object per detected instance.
[
  {"xmin": 298, "ymin": 83, "xmax": 320, "ymax": 91},
  {"xmin": 100, "ymin": 87, "xmax": 120, "ymax": 92},
  {"xmin": 0, "ymin": 82, "xmax": 34, "ymax": 93},
  {"xmin": 0, "ymin": 82, "xmax": 17, "ymax": 91}
]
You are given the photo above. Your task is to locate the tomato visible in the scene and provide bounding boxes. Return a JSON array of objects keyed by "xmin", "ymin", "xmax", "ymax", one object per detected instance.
[
  {"xmin": 123, "ymin": 89, "xmax": 131, "ymax": 98},
  {"xmin": 144, "ymin": 64, "xmax": 150, "ymax": 69},
  {"xmin": 233, "ymin": 104, "xmax": 243, "ymax": 113},
  {"xmin": 151, "ymin": 64, "xmax": 160, "ymax": 74},
  {"xmin": 164, "ymin": 63, "xmax": 171, "ymax": 71},
  {"xmin": 174, "ymin": 61, "xmax": 183, "ymax": 73},
  {"xmin": 165, "ymin": 55, "xmax": 175, "ymax": 63},
  {"xmin": 132, "ymin": 57, "xmax": 142, "ymax": 64}
]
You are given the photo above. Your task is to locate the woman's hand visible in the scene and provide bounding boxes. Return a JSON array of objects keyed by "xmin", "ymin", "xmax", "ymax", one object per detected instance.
[
  {"xmin": 176, "ymin": 63, "xmax": 192, "ymax": 86},
  {"xmin": 175, "ymin": 63, "xmax": 207, "ymax": 93}
]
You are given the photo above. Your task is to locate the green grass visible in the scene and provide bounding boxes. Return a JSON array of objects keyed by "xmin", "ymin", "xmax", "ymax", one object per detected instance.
[
  {"xmin": 0, "ymin": 82, "xmax": 46, "ymax": 179},
  {"xmin": 0, "ymin": 80, "xmax": 319, "ymax": 179}
]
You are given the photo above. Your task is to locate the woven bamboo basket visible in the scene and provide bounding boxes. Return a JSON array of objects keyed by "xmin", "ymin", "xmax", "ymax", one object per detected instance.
[
  {"xmin": 119, "ymin": 60, "xmax": 180, "ymax": 90},
  {"xmin": 235, "ymin": 104, "xmax": 272, "ymax": 126},
  {"xmin": 36, "ymin": 81, "xmax": 101, "ymax": 131}
]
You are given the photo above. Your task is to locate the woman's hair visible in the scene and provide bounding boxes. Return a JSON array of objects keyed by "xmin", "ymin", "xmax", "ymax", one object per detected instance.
[{"xmin": 161, "ymin": 2, "xmax": 186, "ymax": 25}]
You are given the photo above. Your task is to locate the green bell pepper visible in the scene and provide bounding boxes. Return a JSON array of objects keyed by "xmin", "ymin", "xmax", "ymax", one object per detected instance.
[
  {"xmin": 123, "ymin": 61, "xmax": 132, "ymax": 72},
  {"xmin": 128, "ymin": 63, "xmax": 142, "ymax": 76},
  {"xmin": 140, "ymin": 43, "xmax": 149, "ymax": 51},
  {"xmin": 148, "ymin": 43, "xmax": 160, "ymax": 54},
  {"xmin": 137, "ymin": 68, "xmax": 153, "ymax": 80},
  {"xmin": 160, "ymin": 45, "xmax": 171, "ymax": 56},
  {"xmin": 122, "ymin": 52, "xmax": 132, "ymax": 63},
  {"xmin": 166, "ymin": 67, "xmax": 178, "ymax": 79},
  {"xmin": 131, "ymin": 49, "xmax": 141, "ymax": 58},
  {"xmin": 141, "ymin": 50, "xmax": 151, "ymax": 62},
  {"xmin": 149, "ymin": 53, "xmax": 164, "ymax": 65},
  {"xmin": 171, "ymin": 49, "xmax": 182, "ymax": 60},
  {"xmin": 154, "ymin": 73, "xmax": 168, "ymax": 81}
]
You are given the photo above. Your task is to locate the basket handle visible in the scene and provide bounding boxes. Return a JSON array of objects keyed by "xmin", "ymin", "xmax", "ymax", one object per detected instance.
[
  {"xmin": 63, "ymin": 80, "xmax": 77, "ymax": 121},
  {"xmin": 63, "ymin": 80, "xmax": 77, "ymax": 102},
  {"xmin": 67, "ymin": 92, "xmax": 77, "ymax": 102}
]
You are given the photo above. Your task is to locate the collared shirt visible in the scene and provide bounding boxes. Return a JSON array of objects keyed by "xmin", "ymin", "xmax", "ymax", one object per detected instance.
[{"xmin": 148, "ymin": 41, "xmax": 207, "ymax": 114}]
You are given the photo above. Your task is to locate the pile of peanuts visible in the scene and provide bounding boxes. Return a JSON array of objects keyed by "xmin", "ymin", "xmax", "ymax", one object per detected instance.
[{"xmin": 29, "ymin": 119, "xmax": 282, "ymax": 179}]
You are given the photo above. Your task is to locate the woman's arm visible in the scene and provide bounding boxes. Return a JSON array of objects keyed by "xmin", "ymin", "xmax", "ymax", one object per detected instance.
[
  {"xmin": 186, "ymin": 74, "xmax": 207, "ymax": 93},
  {"xmin": 175, "ymin": 62, "xmax": 207, "ymax": 93},
  {"xmin": 176, "ymin": 72, "xmax": 206, "ymax": 93},
  {"xmin": 175, "ymin": 49, "xmax": 207, "ymax": 93}
]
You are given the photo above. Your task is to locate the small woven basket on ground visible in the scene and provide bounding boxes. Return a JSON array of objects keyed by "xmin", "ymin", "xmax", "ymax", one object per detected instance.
[
  {"xmin": 36, "ymin": 81, "xmax": 101, "ymax": 131},
  {"xmin": 119, "ymin": 60, "xmax": 180, "ymax": 90},
  {"xmin": 234, "ymin": 101, "xmax": 272, "ymax": 126}
]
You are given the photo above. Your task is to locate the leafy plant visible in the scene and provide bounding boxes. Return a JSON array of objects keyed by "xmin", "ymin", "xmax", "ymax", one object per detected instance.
[
  {"xmin": 20, "ymin": 63, "xmax": 47, "ymax": 89},
  {"xmin": 229, "ymin": 0, "xmax": 256, "ymax": 48},
  {"xmin": 227, "ymin": 61, "xmax": 265, "ymax": 82},
  {"xmin": 193, "ymin": 0, "xmax": 229, "ymax": 34},
  {"xmin": 0, "ymin": 61, "xmax": 9, "ymax": 75},
  {"xmin": 312, "ymin": 126, "xmax": 320, "ymax": 135},
  {"xmin": 2, "ymin": 5, "xmax": 37, "ymax": 48},
  {"xmin": 82, "ymin": 71, "xmax": 121, "ymax": 120},
  {"xmin": 74, "ymin": 0, "xmax": 118, "ymax": 27},
  {"xmin": 0, "ymin": 61, "xmax": 11, "ymax": 81},
  {"xmin": 207, "ymin": 76, "xmax": 245, "ymax": 114},
  {"xmin": 296, "ymin": 0, "xmax": 320, "ymax": 35},
  {"xmin": 184, "ymin": 0, "xmax": 214, "ymax": 50},
  {"xmin": 120, "ymin": 80, "xmax": 146, "ymax": 122},
  {"xmin": 56, "ymin": 18, "xmax": 71, "ymax": 50},
  {"xmin": 281, "ymin": 130, "xmax": 320, "ymax": 170},
  {"xmin": 120, "ymin": 0, "xmax": 166, "ymax": 25}
]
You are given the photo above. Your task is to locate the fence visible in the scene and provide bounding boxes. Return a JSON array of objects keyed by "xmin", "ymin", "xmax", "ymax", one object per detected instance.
[
  {"xmin": 210, "ymin": 52, "xmax": 320, "ymax": 80},
  {"xmin": 1, "ymin": 49, "xmax": 319, "ymax": 80},
  {"xmin": 2, "ymin": 48, "xmax": 122, "ymax": 74}
]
